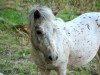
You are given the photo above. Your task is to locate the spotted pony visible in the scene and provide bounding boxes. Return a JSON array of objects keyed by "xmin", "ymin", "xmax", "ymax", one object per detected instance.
[{"xmin": 29, "ymin": 6, "xmax": 100, "ymax": 75}]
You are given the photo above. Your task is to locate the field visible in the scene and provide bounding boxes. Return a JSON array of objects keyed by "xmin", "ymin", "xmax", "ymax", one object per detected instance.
[{"xmin": 0, "ymin": 0, "xmax": 100, "ymax": 75}]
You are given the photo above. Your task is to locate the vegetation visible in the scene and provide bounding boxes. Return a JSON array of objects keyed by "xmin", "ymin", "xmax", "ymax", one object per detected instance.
[{"xmin": 0, "ymin": 0, "xmax": 100, "ymax": 75}]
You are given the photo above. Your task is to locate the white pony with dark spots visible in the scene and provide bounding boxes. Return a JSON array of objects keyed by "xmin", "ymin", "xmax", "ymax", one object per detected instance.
[{"xmin": 29, "ymin": 6, "xmax": 100, "ymax": 75}]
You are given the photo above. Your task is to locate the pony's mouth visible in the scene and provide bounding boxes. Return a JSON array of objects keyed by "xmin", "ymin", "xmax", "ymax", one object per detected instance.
[
  {"xmin": 47, "ymin": 61, "xmax": 52, "ymax": 64},
  {"xmin": 44, "ymin": 57, "xmax": 55, "ymax": 64},
  {"xmin": 45, "ymin": 57, "xmax": 58, "ymax": 65}
]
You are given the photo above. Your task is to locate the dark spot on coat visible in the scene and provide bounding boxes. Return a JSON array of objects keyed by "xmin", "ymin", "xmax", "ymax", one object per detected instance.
[
  {"xmin": 89, "ymin": 17, "xmax": 91, "ymax": 18},
  {"xmin": 66, "ymin": 42, "xmax": 68, "ymax": 44},
  {"xmin": 78, "ymin": 25, "xmax": 80, "ymax": 27},
  {"xmin": 83, "ymin": 17, "xmax": 86, "ymax": 19},
  {"xmin": 80, "ymin": 22, "xmax": 82, "ymax": 24},
  {"xmin": 97, "ymin": 24, "xmax": 100, "ymax": 28},
  {"xmin": 63, "ymin": 27, "xmax": 66, "ymax": 30},
  {"xmin": 87, "ymin": 41, "xmax": 89, "ymax": 43},
  {"xmin": 68, "ymin": 32, "xmax": 70, "ymax": 34},
  {"xmin": 78, "ymin": 33, "xmax": 80, "ymax": 34},
  {"xmin": 57, "ymin": 28, "xmax": 59, "ymax": 29},
  {"xmin": 95, "ymin": 19, "xmax": 100, "ymax": 27},
  {"xmin": 95, "ymin": 19, "xmax": 98, "ymax": 21},
  {"xmin": 86, "ymin": 24, "xmax": 90, "ymax": 30},
  {"xmin": 53, "ymin": 28, "xmax": 56, "ymax": 33},
  {"xmin": 78, "ymin": 57, "xmax": 82, "ymax": 58}
]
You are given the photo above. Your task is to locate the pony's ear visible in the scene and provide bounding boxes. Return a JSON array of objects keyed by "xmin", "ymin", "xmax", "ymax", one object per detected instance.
[
  {"xmin": 34, "ymin": 10, "xmax": 41, "ymax": 19},
  {"xmin": 52, "ymin": 7, "xmax": 60, "ymax": 15}
]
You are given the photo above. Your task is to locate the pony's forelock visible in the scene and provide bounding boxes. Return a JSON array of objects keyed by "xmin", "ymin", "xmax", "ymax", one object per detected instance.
[{"xmin": 29, "ymin": 5, "xmax": 55, "ymax": 21}]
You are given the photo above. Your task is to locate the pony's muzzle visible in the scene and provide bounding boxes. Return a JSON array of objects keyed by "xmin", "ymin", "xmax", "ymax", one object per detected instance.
[{"xmin": 48, "ymin": 55, "xmax": 58, "ymax": 61}]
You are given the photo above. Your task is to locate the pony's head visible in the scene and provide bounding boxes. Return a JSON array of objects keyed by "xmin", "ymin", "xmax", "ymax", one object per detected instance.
[{"xmin": 29, "ymin": 6, "xmax": 67, "ymax": 63}]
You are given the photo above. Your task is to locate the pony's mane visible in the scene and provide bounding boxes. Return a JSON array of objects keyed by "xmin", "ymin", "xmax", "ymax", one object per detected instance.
[{"xmin": 29, "ymin": 6, "xmax": 55, "ymax": 21}]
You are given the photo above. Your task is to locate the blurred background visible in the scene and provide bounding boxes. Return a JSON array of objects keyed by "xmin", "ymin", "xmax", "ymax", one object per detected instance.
[{"xmin": 0, "ymin": 0, "xmax": 100, "ymax": 75}]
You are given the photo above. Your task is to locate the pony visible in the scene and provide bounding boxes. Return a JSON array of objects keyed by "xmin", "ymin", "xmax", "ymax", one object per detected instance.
[{"xmin": 29, "ymin": 6, "xmax": 100, "ymax": 75}]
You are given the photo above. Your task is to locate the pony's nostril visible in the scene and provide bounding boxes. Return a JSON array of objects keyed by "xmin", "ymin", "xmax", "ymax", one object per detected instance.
[
  {"xmin": 48, "ymin": 56, "xmax": 53, "ymax": 61},
  {"xmin": 56, "ymin": 56, "xmax": 58, "ymax": 60},
  {"xmin": 48, "ymin": 55, "xmax": 58, "ymax": 61}
]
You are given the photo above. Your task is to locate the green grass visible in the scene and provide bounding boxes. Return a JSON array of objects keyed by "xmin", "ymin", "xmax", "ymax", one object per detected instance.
[
  {"xmin": 0, "ymin": 22, "xmax": 38, "ymax": 75},
  {"xmin": 57, "ymin": 9, "xmax": 81, "ymax": 21},
  {"xmin": 0, "ymin": 9, "xmax": 27, "ymax": 26},
  {"xmin": 0, "ymin": 6, "xmax": 98, "ymax": 75}
]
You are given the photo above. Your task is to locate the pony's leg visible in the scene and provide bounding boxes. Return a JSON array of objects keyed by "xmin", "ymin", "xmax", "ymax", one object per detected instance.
[
  {"xmin": 96, "ymin": 49, "xmax": 100, "ymax": 75},
  {"xmin": 40, "ymin": 69, "xmax": 51, "ymax": 75},
  {"xmin": 56, "ymin": 64, "xmax": 67, "ymax": 75}
]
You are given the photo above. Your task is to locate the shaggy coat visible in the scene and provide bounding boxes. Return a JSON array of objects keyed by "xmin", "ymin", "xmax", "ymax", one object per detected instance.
[{"xmin": 29, "ymin": 6, "xmax": 100, "ymax": 75}]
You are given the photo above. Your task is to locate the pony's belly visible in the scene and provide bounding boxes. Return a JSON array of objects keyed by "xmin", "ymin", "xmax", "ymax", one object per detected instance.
[
  {"xmin": 68, "ymin": 37, "xmax": 99, "ymax": 67},
  {"xmin": 67, "ymin": 26, "xmax": 100, "ymax": 67},
  {"xmin": 68, "ymin": 48, "xmax": 98, "ymax": 67}
]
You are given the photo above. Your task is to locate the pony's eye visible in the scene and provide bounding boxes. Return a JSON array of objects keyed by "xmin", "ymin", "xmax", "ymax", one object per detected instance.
[{"xmin": 36, "ymin": 30, "xmax": 43, "ymax": 35}]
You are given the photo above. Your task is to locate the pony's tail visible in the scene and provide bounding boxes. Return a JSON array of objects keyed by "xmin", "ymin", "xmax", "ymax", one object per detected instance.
[{"xmin": 96, "ymin": 48, "xmax": 100, "ymax": 75}]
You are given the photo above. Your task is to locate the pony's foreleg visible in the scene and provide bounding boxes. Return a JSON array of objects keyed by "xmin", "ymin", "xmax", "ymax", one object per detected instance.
[
  {"xmin": 57, "ymin": 64, "xmax": 67, "ymax": 75},
  {"xmin": 96, "ymin": 49, "xmax": 100, "ymax": 75}
]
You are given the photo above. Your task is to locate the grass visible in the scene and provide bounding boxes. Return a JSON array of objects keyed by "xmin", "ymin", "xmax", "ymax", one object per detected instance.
[
  {"xmin": 0, "ymin": 9, "xmax": 36, "ymax": 74},
  {"xmin": 0, "ymin": 22, "xmax": 38, "ymax": 75},
  {"xmin": 0, "ymin": 9, "xmax": 27, "ymax": 26},
  {"xmin": 57, "ymin": 9, "xmax": 81, "ymax": 21},
  {"xmin": 0, "ymin": 7, "xmax": 98, "ymax": 75}
]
